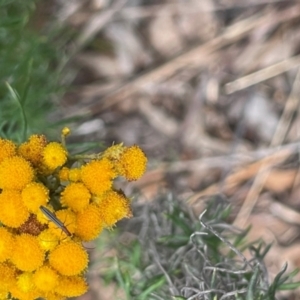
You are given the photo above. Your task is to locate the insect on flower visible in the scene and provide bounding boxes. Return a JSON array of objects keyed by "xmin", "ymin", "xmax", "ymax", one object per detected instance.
[{"xmin": 39, "ymin": 205, "xmax": 72, "ymax": 237}]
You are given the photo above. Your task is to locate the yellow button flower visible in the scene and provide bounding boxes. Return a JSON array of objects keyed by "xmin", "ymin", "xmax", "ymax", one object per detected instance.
[
  {"xmin": 42, "ymin": 142, "xmax": 67, "ymax": 170},
  {"xmin": 21, "ymin": 182, "xmax": 49, "ymax": 213},
  {"xmin": 61, "ymin": 182, "xmax": 90, "ymax": 212},
  {"xmin": 33, "ymin": 265, "xmax": 59, "ymax": 292},
  {"xmin": 49, "ymin": 241, "xmax": 88, "ymax": 276},
  {"xmin": 98, "ymin": 190, "xmax": 132, "ymax": 227},
  {"xmin": 81, "ymin": 158, "xmax": 116, "ymax": 195},
  {"xmin": 38, "ymin": 229, "xmax": 59, "ymax": 251},
  {"xmin": 10, "ymin": 283, "xmax": 40, "ymax": 300},
  {"xmin": 58, "ymin": 167, "xmax": 69, "ymax": 182},
  {"xmin": 18, "ymin": 134, "xmax": 47, "ymax": 167},
  {"xmin": 75, "ymin": 204, "xmax": 103, "ymax": 241},
  {"xmin": 62, "ymin": 127, "xmax": 71, "ymax": 136},
  {"xmin": 11, "ymin": 234, "xmax": 45, "ymax": 272},
  {"xmin": 0, "ymin": 156, "xmax": 34, "ymax": 190},
  {"xmin": 0, "ymin": 190, "xmax": 29, "ymax": 228},
  {"xmin": 16, "ymin": 272, "xmax": 34, "ymax": 293},
  {"xmin": 68, "ymin": 167, "xmax": 81, "ymax": 182},
  {"xmin": 0, "ymin": 138, "xmax": 16, "ymax": 163},
  {"xmin": 56, "ymin": 275, "xmax": 88, "ymax": 297},
  {"xmin": 117, "ymin": 145, "xmax": 147, "ymax": 181}
]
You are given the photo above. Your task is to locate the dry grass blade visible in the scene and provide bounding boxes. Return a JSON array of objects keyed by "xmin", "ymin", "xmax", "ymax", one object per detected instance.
[
  {"xmin": 234, "ymin": 68, "xmax": 300, "ymax": 228},
  {"xmin": 75, "ymin": 0, "xmax": 128, "ymax": 49},
  {"xmin": 116, "ymin": 0, "xmax": 288, "ymax": 21},
  {"xmin": 270, "ymin": 202, "xmax": 300, "ymax": 226},
  {"xmin": 188, "ymin": 147, "xmax": 292, "ymax": 204},
  {"xmin": 225, "ymin": 55, "xmax": 300, "ymax": 94}
]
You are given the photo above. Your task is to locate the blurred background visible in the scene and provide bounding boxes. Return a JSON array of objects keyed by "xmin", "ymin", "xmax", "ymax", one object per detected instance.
[{"xmin": 3, "ymin": 0, "xmax": 300, "ymax": 299}]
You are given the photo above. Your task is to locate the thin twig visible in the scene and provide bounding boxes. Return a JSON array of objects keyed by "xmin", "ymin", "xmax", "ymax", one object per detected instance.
[
  {"xmin": 234, "ymin": 68, "xmax": 300, "ymax": 228},
  {"xmin": 225, "ymin": 55, "xmax": 300, "ymax": 94}
]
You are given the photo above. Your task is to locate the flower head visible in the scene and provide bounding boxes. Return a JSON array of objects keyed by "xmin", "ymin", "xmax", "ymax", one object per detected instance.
[
  {"xmin": 68, "ymin": 168, "xmax": 81, "ymax": 182},
  {"xmin": 10, "ymin": 284, "xmax": 40, "ymax": 300},
  {"xmin": 11, "ymin": 234, "xmax": 45, "ymax": 272},
  {"xmin": 81, "ymin": 158, "xmax": 116, "ymax": 195},
  {"xmin": 0, "ymin": 156, "xmax": 34, "ymax": 190},
  {"xmin": 75, "ymin": 204, "xmax": 103, "ymax": 241},
  {"xmin": 56, "ymin": 275, "xmax": 88, "ymax": 297},
  {"xmin": 49, "ymin": 241, "xmax": 88, "ymax": 276},
  {"xmin": 42, "ymin": 142, "xmax": 67, "ymax": 170},
  {"xmin": 18, "ymin": 134, "xmax": 47, "ymax": 167},
  {"xmin": 0, "ymin": 138, "xmax": 16, "ymax": 163},
  {"xmin": 117, "ymin": 145, "xmax": 147, "ymax": 180},
  {"xmin": 16, "ymin": 272, "xmax": 34, "ymax": 293},
  {"xmin": 62, "ymin": 127, "xmax": 71, "ymax": 137},
  {"xmin": 21, "ymin": 182, "xmax": 49, "ymax": 213},
  {"xmin": 0, "ymin": 190, "xmax": 29, "ymax": 228},
  {"xmin": 97, "ymin": 190, "xmax": 132, "ymax": 227},
  {"xmin": 38, "ymin": 229, "xmax": 59, "ymax": 251},
  {"xmin": 58, "ymin": 166, "xmax": 69, "ymax": 182},
  {"xmin": 61, "ymin": 182, "xmax": 90, "ymax": 212},
  {"xmin": 33, "ymin": 265, "xmax": 59, "ymax": 292}
]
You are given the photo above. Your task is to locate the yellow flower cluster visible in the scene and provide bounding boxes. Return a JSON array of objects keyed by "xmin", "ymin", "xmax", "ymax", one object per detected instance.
[{"xmin": 0, "ymin": 128, "xmax": 147, "ymax": 300}]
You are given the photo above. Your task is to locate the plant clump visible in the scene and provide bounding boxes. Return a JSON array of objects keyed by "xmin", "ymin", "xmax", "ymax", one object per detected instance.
[{"xmin": 0, "ymin": 128, "xmax": 147, "ymax": 299}]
